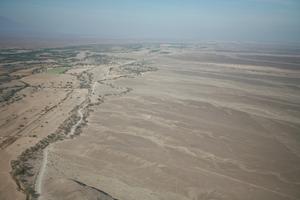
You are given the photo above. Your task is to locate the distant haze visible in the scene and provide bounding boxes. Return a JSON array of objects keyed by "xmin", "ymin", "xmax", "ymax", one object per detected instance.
[{"xmin": 0, "ymin": 0, "xmax": 300, "ymax": 43}]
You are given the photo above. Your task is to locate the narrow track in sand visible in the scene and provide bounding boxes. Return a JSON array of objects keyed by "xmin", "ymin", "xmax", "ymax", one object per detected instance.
[
  {"xmin": 35, "ymin": 146, "xmax": 48, "ymax": 196},
  {"xmin": 35, "ymin": 87, "xmax": 91, "ymax": 199},
  {"xmin": 35, "ymin": 96, "xmax": 88, "ymax": 198},
  {"xmin": 34, "ymin": 103, "xmax": 86, "ymax": 199}
]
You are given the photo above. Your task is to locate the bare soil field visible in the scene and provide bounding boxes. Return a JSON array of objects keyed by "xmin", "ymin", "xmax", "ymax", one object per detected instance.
[{"xmin": 1, "ymin": 43, "xmax": 300, "ymax": 200}]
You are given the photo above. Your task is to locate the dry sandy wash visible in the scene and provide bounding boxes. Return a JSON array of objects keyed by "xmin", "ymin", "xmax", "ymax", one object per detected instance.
[{"xmin": 1, "ymin": 43, "xmax": 300, "ymax": 200}]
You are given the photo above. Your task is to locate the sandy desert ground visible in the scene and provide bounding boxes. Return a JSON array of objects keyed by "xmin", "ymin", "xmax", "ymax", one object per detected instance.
[{"xmin": 1, "ymin": 43, "xmax": 300, "ymax": 200}]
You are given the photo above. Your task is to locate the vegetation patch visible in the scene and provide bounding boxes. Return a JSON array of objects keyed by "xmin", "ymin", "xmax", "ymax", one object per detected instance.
[{"xmin": 46, "ymin": 67, "xmax": 68, "ymax": 74}]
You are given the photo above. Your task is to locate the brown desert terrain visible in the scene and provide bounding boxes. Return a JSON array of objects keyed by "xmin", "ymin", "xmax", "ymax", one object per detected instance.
[{"xmin": 1, "ymin": 43, "xmax": 300, "ymax": 200}]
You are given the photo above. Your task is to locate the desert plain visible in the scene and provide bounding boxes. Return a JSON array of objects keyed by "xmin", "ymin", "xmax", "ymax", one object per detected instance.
[{"xmin": 0, "ymin": 43, "xmax": 300, "ymax": 200}]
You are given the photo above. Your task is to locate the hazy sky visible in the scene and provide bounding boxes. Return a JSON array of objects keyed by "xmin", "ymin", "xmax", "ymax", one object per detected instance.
[{"xmin": 1, "ymin": 0, "xmax": 300, "ymax": 42}]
